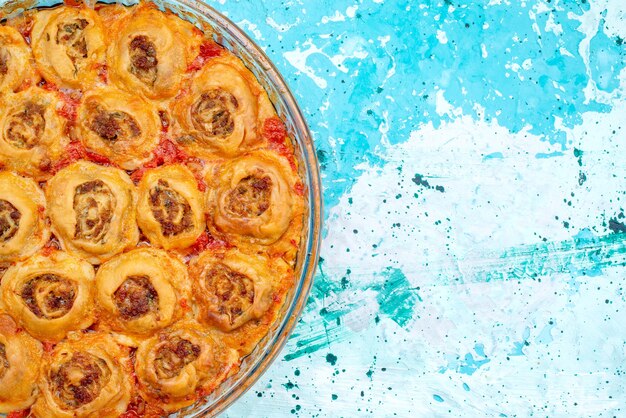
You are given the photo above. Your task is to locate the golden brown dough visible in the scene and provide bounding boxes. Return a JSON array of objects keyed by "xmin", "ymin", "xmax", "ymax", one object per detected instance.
[
  {"xmin": 107, "ymin": 4, "xmax": 200, "ymax": 100},
  {"xmin": 0, "ymin": 314, "xmax": 43, "ymax": 413},
  {"xmin": 46, "ymin": 161, "xmax": 139, "ymax": 264},
  {"xmin": 32, "ymin": 331, "xmax": 132, "ymax": 418},
  {"xmin": 0, "ymin": 3, "xmax": 308, "ymax": 416},
  {"xmin": 190, "ymin": 248, "xmax": 272, "ymax": 332},
  {"xmin": 77, "ymin": 86, "xmax": 160, "ymax": 170},
  {"xmin": 0, "ymin": 251, "xmax": 95, "ymax": 342},
  {"xmin": 0, "ymin": 25, "xmax": 39, "ymax": 93},
  {"xmin": 0, "ymin": 171, "xmax": 49, "ymax": 262},
  {"xmin": 31, "ymin": 6, "xmax": 106, "ymax": 89},
  {"xmin": 0, "ymin": 87, "xmax": 68, "ymax": 180},
  {"xmin": 96, "ymin": 248, "xmax": 190, "ymax": 345},
  {"xmin": 136, "ymin": 164, "xmax": 205, "ymax": 251},
  {"xmin": 134, "ymin": 320, "xmax": 239, "ymax": 412},
  {"xmin": 172, "ymin": 54, "xmax": 272, "ymax": 156},
  {"xmin": 206, "ymin": 151, "xmax": 296, "ymax": 245}
]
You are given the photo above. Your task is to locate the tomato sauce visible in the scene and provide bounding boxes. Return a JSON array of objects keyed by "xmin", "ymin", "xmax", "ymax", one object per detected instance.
[
  {"xmin": 123, "ymin": 396, "xmax": 165, "ymax": 418},
  {"xmin": 185, "ymin": 156, "xmax": 207, "ymax": 191},
  {"xmin": 42, "ymin": 341, "xmax": 54, "ymax": 353},
  {"xmin": 97, "ymin": 63, "xmax": 108, "ymax": 84},
  {"xmin": 16, "ymin": 18, "xmax": 33, "ymax": 45},
  {"xmin": 51, "ymin": 141, "xmax": 114, "ymax": 174},
  {"xmin": 187, "ymin": 231, "xmax": 231, "ymax": 257},
  {"xmin": 139, "ymin": 147, "xmax": 207, "ymax": 189},
  {"xmin": 41, "ymin": 81, "xmax": 81, "ymax": 122},
  {"xmin": 263, "ymin": 117, "xmax": 297, "ymax": 172},
  {"xmin": 263, "ymin": 116, "xmax": 287, "ymax": 145},
  {"xmin": 158, "ymin": 110, "xmax": 170, "ymax": 133},
  {"xmin": 41, "ymin": 245, "xmax": 55, "ymax": 257},
  {"xmin": 187, "ymin": 41, "xmax": 223, "ymax": 72},
  {"xmin": 58, "ymin": 93, "xmax": 80, "ymax": 122},
  {"xmin": 119, "ymin": 411, "xmax": 141, "ymax": 418},
  {"xmin": 63, "ymin": 0, "xmax": 83, "ymax": 7},
  {"xmin": 294, "ymin": 181, "xmax": 305, "ymax": 196},
  {"xmin": 7, "ymin": 409, "xmax": 29, "ymax": 418},
  {"xmin": 130, "ymin": 138, "xmax": 190, "ymax": 183}
]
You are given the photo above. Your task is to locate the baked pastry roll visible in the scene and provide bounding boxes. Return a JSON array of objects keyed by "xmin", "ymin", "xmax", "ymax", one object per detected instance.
[
  {"xmin": 136, "ymin": 164, "xmax": 205, "ymax": 250},
  {"xmin": 0, "ymin": 87, "xmax": 67, "ymax": 180},
  {"xmin": 107, "ymin": 5, "xmax": 199, "ymax": 100},
  {"xmin": 172, "ymin": 55, "xmax": 263, "ymax": 156},
  {"xmin": 0, "ymin": 25, "xmax": 39, "ymax": 93},
  {"xmin": 32, "ymin": 331, "xmax": 132, "ymax": 418},
  {"xmin": 0, "ymin": 171, "xmax": 49, "ymax": 262},
  {"xmin": 46, "ymin": 161, "xmax": 139, "ymax": 264},
  {"xmin": 77, "ymin": 86, "xmax": 160, "ymax": 170},
  {"xmin": 31, "ymin": 6, "xmax": 106, "ymax": 89},
  {"xmin": 134, "ymin": 320, "xmax": 239, "ymax": 412},
  {"xmin": 0, "ymin": 251, "xmax": 95, "ymax": 342},
  {"xmin": 190, "ymin": 248, "xmax": 272, "ymax": 332},
  {"xmin": 207, "ymin": 151, "xmax": 295, "ymax": 245},
  {"xmin": 96, "ymin": 248, "xmax": 190, "ymax": 344},
  {"xmin": 0, "ymin": 314, "xmax": 43, "ymax": 413}
]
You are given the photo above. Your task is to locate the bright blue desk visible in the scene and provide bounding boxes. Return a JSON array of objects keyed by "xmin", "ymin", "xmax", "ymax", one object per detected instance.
[{"xmin": 213, "ymin": 1, "xmax": 626, "ymax": 416}]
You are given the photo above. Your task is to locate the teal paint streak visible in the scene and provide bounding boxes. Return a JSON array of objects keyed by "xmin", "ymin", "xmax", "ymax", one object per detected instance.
[
  {"xmin": 374, "ymin": 268, "xmax": 419, "ymax": 327},
  {"xmin": 284, "ymin": 266, "xmax": 421, "ymax": 361},
  {"xmin": 452, "ymin": 230, "xmax": 626, "ymax": 285},
  {"xmin": 284, "ymin": 232, "xmax": 626, "ymax": 362}
]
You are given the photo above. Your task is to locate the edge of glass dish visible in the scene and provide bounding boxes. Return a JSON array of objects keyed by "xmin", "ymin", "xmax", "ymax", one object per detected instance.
[{"xmin": 0, "ymin": 0, "xmax": 322, "ymax": 416}]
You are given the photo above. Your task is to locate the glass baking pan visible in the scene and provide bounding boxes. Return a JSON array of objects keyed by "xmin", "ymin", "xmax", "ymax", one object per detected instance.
[{"xmin": 0, "ymin": 0, "xmax": 322, "ymax": 415}]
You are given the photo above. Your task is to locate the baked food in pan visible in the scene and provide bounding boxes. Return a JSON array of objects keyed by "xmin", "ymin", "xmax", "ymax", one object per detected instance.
[{"xmin": 0, "ymin": 2, "xmax": 305, "ymax": 416}]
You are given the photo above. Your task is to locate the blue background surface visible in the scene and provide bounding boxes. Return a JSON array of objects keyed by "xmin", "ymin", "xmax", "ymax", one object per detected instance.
[{"xmin": 203, "ymin": 1, "xmax": 626, "ymax": 416}]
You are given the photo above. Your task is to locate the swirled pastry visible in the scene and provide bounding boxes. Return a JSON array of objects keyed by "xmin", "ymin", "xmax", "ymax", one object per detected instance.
[
  {"xmin": 190, "ymin": 248, "xmax": 272, "ymax": 332},
  {"xmin": 46, "ymin": 161, "xmax": 139, "ymax": 264},
  {"xmin": 0, "ymin": 25, "xmax": 39, "ymax": 93},
  {"xmin": 31, "ymin": 6, "xmax": 106, "ymax": 89},
  {"xmin": 207, "ymin": 151, "xmax": 295, "ymax": 245},
  {"xmin": 172, "ymin": 55, "xmax": 267, "ymax": 156},
  {"xmin": 107, "ymin": 4, "xmax": 199, "ymax": 100},
  {"xmin": 136, "ymin": 164, "xmax": 205, "ymax": 250},
  {"xmin": 32, "ymin": 332, "xmax": 132, "ymax": 418},
  {"xmin": 77, "ymin": 86, "xmax": 160, "ymax": 169},
  {"xmin": 0, "ymin": 171, "xmax": 49, "ymax": 262},
  {"xmin": 0, "ymin": 314, "xmax": 43, "ymax": 412},
  {"xmin": 0, "ymin": 251, "xmax": 95, "ymax": 342},
  {"xmin": 0, "ymin": 87, "xmax": 68, "ymax": 180},
  {"xmin": 134, "ymin": 321, "xmax": 239, "ymax": 412},
  {"xmin": 0, "ymin": 3, "xmax": 308, "ymax": 416},
  {"xmin": 96, "ymin": 248, "xmax": 190, "ymax": 343}
]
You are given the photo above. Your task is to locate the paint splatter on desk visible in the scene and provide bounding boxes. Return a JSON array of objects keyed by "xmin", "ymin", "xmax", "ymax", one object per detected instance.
[{"xmin": 211, "ymin": 0, "xmax": 626, "ymax": 416}]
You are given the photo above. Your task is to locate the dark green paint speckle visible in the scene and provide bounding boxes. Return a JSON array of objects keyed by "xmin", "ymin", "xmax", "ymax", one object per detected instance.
[
  {"xmin": 326, "ymin": 353, "xmax": 338, "ymax": 366},
  {"xmin": 412, "ymin": 173, "xmax": 445, "ymax": 193},
  {"xmin": 282, "ymin": 381, "xmax": 298, "ymax": 390}
]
